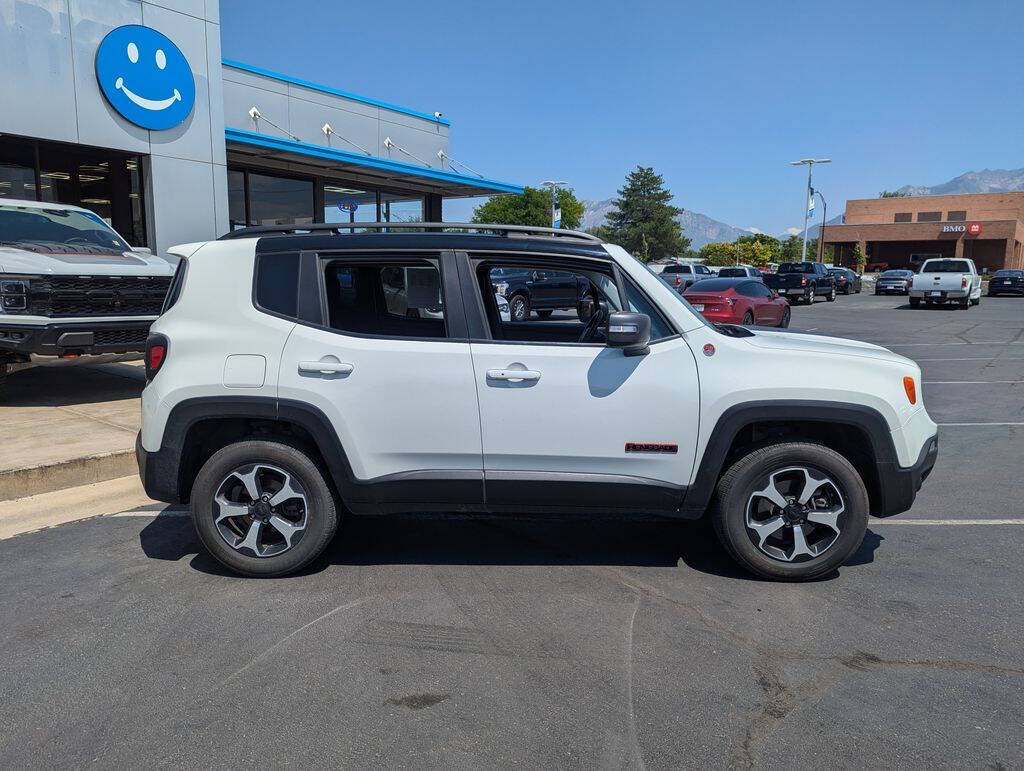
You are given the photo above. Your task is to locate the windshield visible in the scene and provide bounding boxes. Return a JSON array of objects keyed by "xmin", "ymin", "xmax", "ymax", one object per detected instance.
[
  {"xmin": 923, "ymin": 259, "xmax": 971, "ymax": 273},
  {"xmin": 881, "ymin": 270, "xmax": 911, "ymax": 277},
  {"xmin": 994, "ymin": 270, "xmax": 1023, "ymax": 277},
  {"xmin": 0, "ymin": 204, "xmax": 131, "ymax": 255},
  {"xmin": 777, "ymin": 262, "xmax": 815, "ymax": 274}
]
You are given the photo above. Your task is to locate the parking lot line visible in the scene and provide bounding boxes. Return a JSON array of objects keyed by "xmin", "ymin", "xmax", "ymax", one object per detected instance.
[
  {"xmin": 937, "ymin": 422, "xmax": 1024, "ymax": 426},
  {"xmin": 874, "ymin": 519, "xmax": 1024, "ymax": 525},
  {"xmin": 924, "ymin": 380, "xmax": 1024, "ymax": 384},
  {"xmin": 914, "ymin": 357, "xmax": 1024, "ymax": 361},
  {"xmin": 886, "ymin": 341, "xmax": 1024, "ymax": 347}
]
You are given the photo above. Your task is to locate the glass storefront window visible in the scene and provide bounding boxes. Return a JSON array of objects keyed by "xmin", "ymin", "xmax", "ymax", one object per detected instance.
[
  {"xmin": 0, "ymin": 137, "xmax": 37, "ymax": 201},
  {"xmin": 324, "ymin": 185, "xmax": 377, "ymax": 226},
  {"xmin": 228, "ymin": 169, "xmax": 247, "ymax": 230},
  {"xmin": 247, "ymin": 172, "xmax": 314, "ymax": 226},
  {"xmin": 380, "ymin": 192, "xmax": 424, "ymax": 224}
]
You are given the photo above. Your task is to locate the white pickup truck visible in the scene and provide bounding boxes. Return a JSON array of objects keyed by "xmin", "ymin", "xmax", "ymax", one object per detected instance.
[
  {"xmin": 909, "ymin": 257, "xmax": 982, "ymax": 309},
  {"xmin": 0, "ymin": 199, "xmax": 175, "ymax": 397}
]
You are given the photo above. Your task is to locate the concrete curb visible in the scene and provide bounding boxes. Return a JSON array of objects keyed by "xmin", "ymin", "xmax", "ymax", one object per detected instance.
[{"xmin": 0, "ymin": 449, "xmax": 137, "ymax": 502}]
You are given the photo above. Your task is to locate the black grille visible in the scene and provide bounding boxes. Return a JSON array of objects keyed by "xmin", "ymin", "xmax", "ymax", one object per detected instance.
[
  {"xmin": 26, "ymin": 276, "xmax": 172, "ymax": 318},
  {"xmin": 93, "ymin": 328, "xmax": 150, "ymax": 348}
]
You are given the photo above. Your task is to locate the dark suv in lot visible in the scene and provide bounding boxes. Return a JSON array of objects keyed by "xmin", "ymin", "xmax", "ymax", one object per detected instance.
[
  {"xmin": 491, "ymin": 267, "xmax": 591, "ymax": 320},
  {"xmin": 763, "ymin": 261, "xmax": 837, "ymax": 303}
]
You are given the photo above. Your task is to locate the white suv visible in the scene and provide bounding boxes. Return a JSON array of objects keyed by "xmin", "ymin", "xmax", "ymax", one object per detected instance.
[{"xmin": 137, "ymin": 223, "xmax": 938, "ymax": 581}]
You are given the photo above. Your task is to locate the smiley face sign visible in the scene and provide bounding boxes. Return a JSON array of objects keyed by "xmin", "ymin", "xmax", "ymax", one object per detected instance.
[{"xmin": 95, "ymin": 25, "xmax": 195, "ymax": 130}]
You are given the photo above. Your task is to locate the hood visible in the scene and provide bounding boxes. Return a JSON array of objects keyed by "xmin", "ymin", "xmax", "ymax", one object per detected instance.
[
  {"xmin": 0, "ymin": 244, "xmax": 175, "ymax": 277},
  {"xmin": 743, "ymin": 329, "xmax": 915, "ymax": 366}
]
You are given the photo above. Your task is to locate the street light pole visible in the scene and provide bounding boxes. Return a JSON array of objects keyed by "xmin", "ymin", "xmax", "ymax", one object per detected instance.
[
  {"xmin": 815, "ymin": 189, "xmax": 827, "ymax": 263},
  {"xmin": 540, "ymin": 180, "xmax": 567, "ymax": 228},
  {"xmin": 790, "ymin": 159, "xmax": 831, "ymax": 261}
]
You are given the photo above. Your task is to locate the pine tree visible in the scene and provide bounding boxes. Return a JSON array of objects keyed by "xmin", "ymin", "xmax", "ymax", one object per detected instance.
[{"xmin": 606, "ymin": 166, "xmax": 688, "ymax": 262}]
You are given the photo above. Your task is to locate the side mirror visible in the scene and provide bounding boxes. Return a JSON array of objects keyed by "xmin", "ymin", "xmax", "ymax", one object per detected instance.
[
  {"xmin": 606, "ymin": 311, "xmax": 651, "ymax": 356},
  {"xmin": 132, "ymin": 246, "xmax": 153, "ymax": 255}
]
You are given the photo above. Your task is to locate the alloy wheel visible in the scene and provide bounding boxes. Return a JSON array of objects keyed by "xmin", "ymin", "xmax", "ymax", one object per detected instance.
[
  {"xmin": 213, "ymin": 463, "xmax": 309, "ymax": 557},
  {"xmin": 510, "ymin": 296, "xmax": 529, "ymax": 321},
  {"xmin": 744, "ymin": 466, "xmax": 844, "ymax": 562}
]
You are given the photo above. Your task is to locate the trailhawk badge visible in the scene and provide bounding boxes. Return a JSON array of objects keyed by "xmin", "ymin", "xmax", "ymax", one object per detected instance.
[{"xmin": 95, "ymin": 25, "xmax": 196, "ymax": 130}]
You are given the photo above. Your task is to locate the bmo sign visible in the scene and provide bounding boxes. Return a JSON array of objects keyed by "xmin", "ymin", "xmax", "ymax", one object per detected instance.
[{"xmin": 942, "ymin": 222, "xmax": 983, "ymax": 235}]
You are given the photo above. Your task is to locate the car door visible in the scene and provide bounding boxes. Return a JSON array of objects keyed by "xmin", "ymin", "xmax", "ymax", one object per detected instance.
[
  {"xmin": 754, "ymin": 282, "xmax": 783, "ymax": 324},
  {"xmin": 277, "ymin": 251, "xmax": 483, "ymax": 505},
  {"xmin": 464, "ymin": 254, "xmax": 700, "ymax": 511}
]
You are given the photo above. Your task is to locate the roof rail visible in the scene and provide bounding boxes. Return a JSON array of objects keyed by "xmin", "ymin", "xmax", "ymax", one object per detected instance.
[{"xmin": 218, "ymin": 221, "xmax": 604, "ymax": 243}]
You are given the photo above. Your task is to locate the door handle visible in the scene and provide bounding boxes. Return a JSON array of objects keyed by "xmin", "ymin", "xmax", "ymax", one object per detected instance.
[
  {"xmin": 487, "ymin": 368, "xmax": 541, "ymax": 382},
  {"xmin": 298, "ymin": 360, "xmax": 354, "ymax": 375}
]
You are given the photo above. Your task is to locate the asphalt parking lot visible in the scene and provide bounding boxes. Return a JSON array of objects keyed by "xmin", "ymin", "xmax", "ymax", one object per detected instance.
[{"xmin": 1, "ymin": 289, "xmax": 1022, "ymax": 768}]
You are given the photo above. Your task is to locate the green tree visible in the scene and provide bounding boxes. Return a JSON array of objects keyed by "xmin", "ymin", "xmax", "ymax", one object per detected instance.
[
  {"xmin": 698, "ymin": 241, "xmax": 737, "ymax": 267},
  {"xmin": 605, "ymin": 166, "xmax": 689, "ymax": 262},
  {"xmin": 471, "ymin": 186, "xmax": 584, "ymax": 230},
  {"xmin": 852, "ymin": 243, "xmax": 867, "ymax": 272},
  {"xmin": 736, "ymin": 233, "xmax": 782, "ymax": 264}
]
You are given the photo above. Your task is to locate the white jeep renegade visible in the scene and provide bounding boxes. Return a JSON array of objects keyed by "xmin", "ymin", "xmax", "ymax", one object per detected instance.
[{"xmin": 136, "ymin": 223, "xmax": 938, "ymax": 581}]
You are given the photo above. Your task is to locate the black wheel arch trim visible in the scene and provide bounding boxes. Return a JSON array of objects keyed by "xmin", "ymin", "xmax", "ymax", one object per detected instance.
[{"xmin": 679, "ymin": 400, "xmax": 925, "ymax": 518}]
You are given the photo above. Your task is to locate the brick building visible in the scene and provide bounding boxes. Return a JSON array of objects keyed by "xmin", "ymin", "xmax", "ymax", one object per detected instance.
[{"xmin": 823, "ymin": 192, "xmax": 1024, "ymax": 272}]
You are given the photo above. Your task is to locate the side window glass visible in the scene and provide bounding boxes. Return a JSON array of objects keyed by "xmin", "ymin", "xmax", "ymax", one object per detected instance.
[
  {"xmin": 622, "ymin": 280, "xmax": 673, "ymax": 341},
  {"xmin": 324, "ymin": 259, "xmax": 445, "ymax": 339},
  {"xmin": 255, "ymin": 252, "xmax": 299, "ymax": 318},
  {"xmin": 482, "ymin": 262, "xmax": 616, "ymax": 344}
]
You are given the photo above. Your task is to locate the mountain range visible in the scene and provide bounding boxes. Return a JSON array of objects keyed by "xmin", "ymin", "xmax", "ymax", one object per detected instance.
[{"xmin": 583, "ymin": 168, "xmax": 1024, "ymax": 249}]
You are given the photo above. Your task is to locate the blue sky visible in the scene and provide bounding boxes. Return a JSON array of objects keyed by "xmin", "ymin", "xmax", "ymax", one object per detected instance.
[{"xmin": 221, "ymin": 0, "xmax": 1024, "ymax": 235}]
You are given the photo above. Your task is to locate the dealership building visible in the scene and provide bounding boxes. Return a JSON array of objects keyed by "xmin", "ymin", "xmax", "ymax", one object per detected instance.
[
  {"xmin": 0, "ymin": 1, "xmax": 523, "ymax": 255},
  {"xmin": 824, "ymin": 193, "xmax": 1024, "ymax": 272}
]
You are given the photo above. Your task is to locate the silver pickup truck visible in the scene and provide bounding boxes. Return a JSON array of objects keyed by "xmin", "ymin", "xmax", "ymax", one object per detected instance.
[{"xmin": 909, "ymin": 257, "xmax": 982, "ymax": 309}]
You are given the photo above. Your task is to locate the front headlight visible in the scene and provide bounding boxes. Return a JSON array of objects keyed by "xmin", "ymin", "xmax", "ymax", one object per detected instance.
[{"xmin": 0, "ymin": 278, "xmax": 29, "ymax": 312}]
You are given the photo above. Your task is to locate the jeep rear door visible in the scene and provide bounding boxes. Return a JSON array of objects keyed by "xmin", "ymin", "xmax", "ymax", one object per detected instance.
[{"xmin": 275, "ymin": 250, "xmax": 483, "ymax": 504}]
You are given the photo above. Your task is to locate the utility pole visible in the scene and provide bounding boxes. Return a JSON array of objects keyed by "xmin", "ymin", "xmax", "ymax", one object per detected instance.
[
  {"xmin": 540, "ymin": 180, "xmax": 567, "ymax": 228},
  {"xmin": 790, "ymin": 159, "xmax": 831, "ymax": 261}
]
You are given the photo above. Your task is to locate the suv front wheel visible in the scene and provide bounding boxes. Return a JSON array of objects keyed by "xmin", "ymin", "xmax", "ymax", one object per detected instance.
[
  {"xmin": 191, "ymin": 440, "xmax": 339, "ymax": 577},
  {"xmin": 710, "ymin": 442, "xmax": 868, "ymax": 581}
]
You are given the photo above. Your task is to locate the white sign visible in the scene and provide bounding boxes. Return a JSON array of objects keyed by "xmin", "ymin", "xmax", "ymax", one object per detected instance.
[{"xmin": 942, "ymin": 224, "xmax": 967, "ymax": 233}]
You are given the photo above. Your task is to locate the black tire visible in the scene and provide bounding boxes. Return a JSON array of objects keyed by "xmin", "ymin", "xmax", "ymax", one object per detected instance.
[
  {"xmin": 827, "ymin": 285, "xmax": 837, "ymax": 302},
  {"xmin": 779, "ymin": 306, "xmax": 791, "ymax": 328},
  {"xmin": 509, "ymin": 293, "xmax": 530, "ymax": 322},
  {"xmin": 959, "ymin": 297, "xmax": 970, "ymax": 309},
  {"xmin": 190, "ymin": 440, "xmax": 339, "ymax": 578},
  {"xmin": 971, "ymin": 297, "xmax": 981, "ymax": 306},
  {"xmin": 806, "ymin": 287, "xmax": 815, "ymax": 304},
  {"xmin": 909, "ymin": 297, "xmax": 920, "ymax": 308},
  {"xmin": 742, "ymin": 311, "xmax": 754, "ymax": 326},
  {"xmin": 536, "ymin": 310, "xmax": 553, "ymax": 318},
  {"xmin": 710, "ymin": 442, "xmax": 869, "ymax": 581}
]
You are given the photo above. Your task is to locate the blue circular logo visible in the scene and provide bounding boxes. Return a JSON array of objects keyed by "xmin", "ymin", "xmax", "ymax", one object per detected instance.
[
  {"xmin": 95, "ymin": 25, "xmax": 195, "ymax": 130},
  {"xmin": 337, "ymin": 198, "xmax": 359, "ymax": 213}
]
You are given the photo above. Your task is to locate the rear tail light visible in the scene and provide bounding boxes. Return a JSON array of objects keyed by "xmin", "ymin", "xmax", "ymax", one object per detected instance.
[
  {"xmin": 961, "ymin": 276, "xmax": 968, "ymax": 289},
  {"xmin": 908, "ymin": 277, "xmax": 914, "ymax": 288},
  {"xmin": 903, "ymin": 376, "xmax": 917, "ymax": 405},
  {"xmin": 800, "ymin": 277, "xmax": 807, "ymax": 286},
  {"xmin": 674, "ymin": 275, "xmax": 681, "ymax": 286},
  {"xmin": 145, "ymin": 334, "xmax": 168, "ymax": 381}
]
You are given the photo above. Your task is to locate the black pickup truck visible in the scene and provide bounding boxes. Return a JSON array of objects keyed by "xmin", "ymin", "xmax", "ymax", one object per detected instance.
[
  {"xmin": 763, "ymin": 261, "xmax": 837, "ymax": 304},
  {"xmin": 490, "ymin": 267, "xmax": 591, "ymax": 321}
]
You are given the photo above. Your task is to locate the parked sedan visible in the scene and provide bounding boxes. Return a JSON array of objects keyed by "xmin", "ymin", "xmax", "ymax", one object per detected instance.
[
  {"xmin": 875, "ymin": 269, "xmax": 915, "ymax": 295},
  {"xmin": 683, "ymin": 278, "xmax": 790, "ymax": 327},
  {"xmin": 827, "ymin": 267, "xmax": 862, "ymax": 294},
  {"xmin": 988, "ymin": 269, "xmax": 1024, "ymax": 296}
]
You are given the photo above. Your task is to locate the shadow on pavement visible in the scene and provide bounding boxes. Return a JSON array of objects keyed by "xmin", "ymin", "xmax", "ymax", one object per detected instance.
[
  {"xmin": 139, "ymin": 511, "xmax": 888, "ymax": 582},
  {"xmin": 2, "ymin": 363, "xmax": 144, "ymax": 407}
]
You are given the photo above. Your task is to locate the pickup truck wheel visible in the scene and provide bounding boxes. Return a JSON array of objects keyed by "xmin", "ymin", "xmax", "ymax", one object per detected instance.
[
  {"xmin": 191, "ymin": 440, "xmax": 339, "ymax": 578},
  {"xmin": 710, "ymin": 442, "xmax": 869, "ymax": 581},
  {"xmin": 827, "ymin": 286, "xmax": 837, "ymax": 302},
  {"xmin": 509, "ymin": 294, "xmax": 530, "ymax": 322},
  {"xmin": 909, "ymin": 297, "xmax": 920, "ymax": 308},
  {"xmin": 805, "ymin": 287, "xmax": 815, "ymax": 304},
  {"xmin": 959, "ymin": 297, "xmax": 970, "ymax": 309}
]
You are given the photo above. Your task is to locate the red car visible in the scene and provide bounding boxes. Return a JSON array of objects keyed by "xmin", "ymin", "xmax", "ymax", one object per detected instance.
[{"xmin": 683, "ymin": 278, "xmax": 791, "ymax": 327}]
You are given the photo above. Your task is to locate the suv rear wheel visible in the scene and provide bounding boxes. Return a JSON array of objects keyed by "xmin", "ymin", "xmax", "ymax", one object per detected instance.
[
  {"xmin": 710, "ymin": 442, "xmax": 868, "ymax": 581},
  {"xmin": 191, "ymin": 440, "xmax": 339, "ymax": 577}
]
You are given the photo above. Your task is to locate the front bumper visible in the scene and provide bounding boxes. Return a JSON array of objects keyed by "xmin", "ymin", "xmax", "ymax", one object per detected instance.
[
  {"xmin": 0, "ymin": 320, "xmax": 154, "ymax": 358},
  {"xmin": 873, "ymin": 433, "xmax": 938, "ymax": 517}
]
